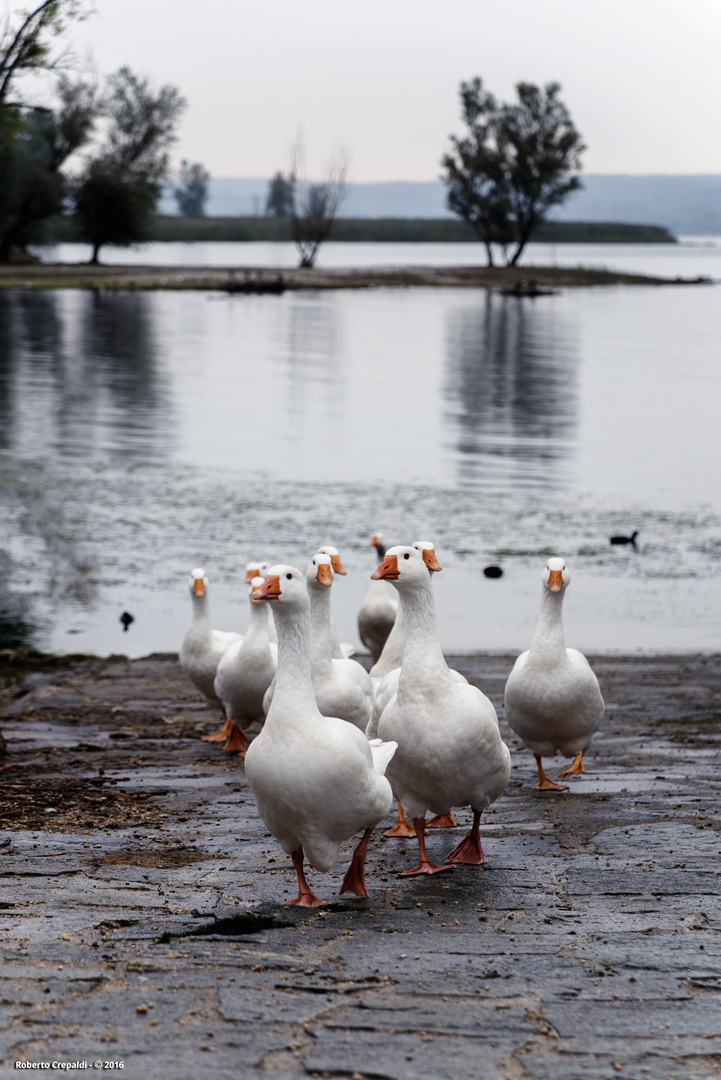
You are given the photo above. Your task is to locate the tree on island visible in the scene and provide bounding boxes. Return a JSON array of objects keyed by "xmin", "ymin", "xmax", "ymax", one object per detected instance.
[
  {"xmin": 265, "ymin": 171, "xmax": 293, "ymax": 217},
  {"xmin": 174, "ymin": 158, "xmax": 209, "ymax": 216},
  {"xmin": 73, "ymin": 66, "xmax": 186, "ymax": 263},
  {"xmin": 442, "ymin": 77, "xmax": 585, "ymax": 267},
  {"xmin": 288, "ymin": 138, "xmax": 349, "ymax": 268},
  {"xmin": 0, "ymin": 0, "xmax": 95, "ymax": 261}
]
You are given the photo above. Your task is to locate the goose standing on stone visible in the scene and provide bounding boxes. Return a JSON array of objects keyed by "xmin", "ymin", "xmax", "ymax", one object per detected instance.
[
  {"xmin": 245, "ymin": 566, "xmax": 397, "ymax": 906},
  {"xmin": 504, "ymin": 558, "xmax": 604, "ymax": 790},
  {"xmin": 179, "ymin": 568, "xmax": 242, "ymax": 736},
  {"xmin": 213, "ymin": 576, "xmax": 278, "ymax": 754},
  {"xmin": 358, "ymin": 533, "xmax": 398, "ymax": 664},
  {"xmin": 373, "ymin": 546, "xmax": 511, "ymax": 874}
]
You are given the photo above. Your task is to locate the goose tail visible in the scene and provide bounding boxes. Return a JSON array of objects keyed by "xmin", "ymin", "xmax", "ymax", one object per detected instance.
[{"xmin": 368, "ymin": 738, "xmax": 397, "ymax": 776}]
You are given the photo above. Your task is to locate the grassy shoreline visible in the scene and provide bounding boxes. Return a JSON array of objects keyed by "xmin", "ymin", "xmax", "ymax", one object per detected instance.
[
  {"xmin": 0, "ymin": 261, "xmax": 712, "ymax": 292},
  {"xmin": 37, "ymin": 215, "xmax": 677, "ymax": 245}
]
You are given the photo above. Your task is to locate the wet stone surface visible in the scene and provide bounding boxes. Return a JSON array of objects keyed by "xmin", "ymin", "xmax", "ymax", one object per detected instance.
[{"xmin": 0, "ymin": 652, "xmax": 720, "ymax": 1079}]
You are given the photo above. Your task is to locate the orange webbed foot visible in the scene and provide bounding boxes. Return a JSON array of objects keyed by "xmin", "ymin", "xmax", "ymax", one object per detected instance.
[
  {"xmin": 223, "ymin": 723, "xmax": 248, "ymax": 754},
  {"xmin": 558, "ymin": 752, "xmax": 585, "ymax": 778},
  {"xmin": 399, "ymin": 860, "xmax": 455, "ymax": 877},
  {"xmin": 426, "ymin": 812, "xmax": 458, "ymax": 829},
  {"xmin": 446, "ymin": 835, "xmax": 484, "ymax": 865},
  {"xmin": 384, "ymin": 803, "xmax": 416, "ymax": 839},
  {"xmin": 285, "ymin": 892, "xmax": 328, "ymax": 907},
  {"xmin": 202, "ymin": 715, "xmax": 232, "ymax": 742}
]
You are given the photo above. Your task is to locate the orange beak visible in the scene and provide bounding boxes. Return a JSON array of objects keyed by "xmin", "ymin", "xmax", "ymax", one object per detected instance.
[
  {"xmin": 316, "ymin": 563, "xmax": 333, "ymax": 587},
  {"xmin": 193, "ymin": 577, "xmax": 205, "ymax": 596},
  {"xmin": 255, "ymin": 574, "xmax": 281, "ymax": 600},
  {"xmin": 369, "ymin": 535, "xmax": 379, "ymax": 547},
  {"xmin": 371, "ymin": 554, "xmax": 399, "ymax": 581},
  {"xmin": 330, "ymin": 554, "xmax": 347, "ymax": 576},
  {"xmin": 421, "ymin": 548, "xmax": 442, "ymax": 572},
  {"xmin": 245, "ymin": 568, "xmax": 259, "ymax": 583},
  {"xmin": 548, "ymin": 570, "xmax": 563, "ymax": 593}
]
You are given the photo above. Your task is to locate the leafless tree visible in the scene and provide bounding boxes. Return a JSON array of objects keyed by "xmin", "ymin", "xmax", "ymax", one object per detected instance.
[{"xmin": 289, "ymin": 138, "xmax": 348, "ymax": 268}]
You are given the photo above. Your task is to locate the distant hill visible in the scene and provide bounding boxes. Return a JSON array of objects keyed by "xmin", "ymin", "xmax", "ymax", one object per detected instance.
[{"xmin": 159, "ymin": 175, "xmax": 721, "ymax": 235}]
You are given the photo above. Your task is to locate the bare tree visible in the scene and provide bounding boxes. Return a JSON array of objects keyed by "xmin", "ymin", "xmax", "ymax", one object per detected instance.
[{"xmin": 289, "ymin": 138, "xmax": 348, "ymax": 268}]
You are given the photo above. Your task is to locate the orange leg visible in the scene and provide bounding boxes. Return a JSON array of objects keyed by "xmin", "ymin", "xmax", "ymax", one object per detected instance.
[
  {"xmin": 558, "ymin": 751, "xmax": 585, "ymax": 778},
  {"xmin": 426, "ymin": 810, "xmax": 458, "ymax": 829},
  {"xmin": 340, "ymin": 827, "xmax": 372, "ymax": 897},
  {"xmin": 202, "ymin": 712, "xmax": 232, "ymax": 742},
  {"xmin": 535, "ymin": 754, "xmax": 568, "ymax": 791},
  {"xmin": 446, "ymin": 809, "xmax": 484, "ymax": 865},
  {"xmin": 286, "ymin": 849, "xmax": 327, "ymax": 907},
  {"xmin": 223, "ymin": 722, "xmax": 248, "ymax": 755},
  {"xmin": 384, "ymin": 802, "xmax": 416, "ymax": 838},
  {"xmin": 399, "ymin": 818, "xmax": 456, "ymax": 877}
]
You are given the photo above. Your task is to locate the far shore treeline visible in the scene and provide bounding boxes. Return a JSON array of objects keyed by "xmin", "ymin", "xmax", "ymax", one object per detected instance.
[{"xmin": 38, "ymin": 216, "xmax": 676, "ymax": 246}]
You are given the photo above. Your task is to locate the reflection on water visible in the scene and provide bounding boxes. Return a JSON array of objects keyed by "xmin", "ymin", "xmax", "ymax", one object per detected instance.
[
  {"xmin": 278, "ymin": 293, "xmax": 343, "ymax": 455},
  {"xmin": 443, "ymin": 292, "xmax": 578, "ymax": 487},
  {"xmin": 0, "ymin": 282, "xmax": 719, "ymax": 655},
  {"xmin": 0, "ymin": 290, "xmax": 172, "ymax": 460}
]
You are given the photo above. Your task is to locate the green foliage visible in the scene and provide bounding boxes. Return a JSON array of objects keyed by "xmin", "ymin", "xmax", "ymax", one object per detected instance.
[
  {"xmin": 0, "ymin": 2, "xmax": 95, "ymax": 260},
  {"xmin": 40, "ymin": 214, "xmax": 676, "ymax": 246},
  {"xmin": 174, "ymin": 159, "xmax": 209, "ymax": 216},
  {"xmin": 265, "ymin": 171, "xmax": 293, "ymax": 217},
  {"xmin": 442, "ymin": 77, "xmax": 586, "ymax": 266},
  {"xmin": 73, "ymin": 66, "xmax": 186, "ymax": 262}
]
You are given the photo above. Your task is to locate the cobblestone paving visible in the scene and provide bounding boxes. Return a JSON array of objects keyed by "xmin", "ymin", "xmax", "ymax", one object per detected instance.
[{"xmin": 1, "ymin": 653, "xmax": 720, "ymax": 1080}]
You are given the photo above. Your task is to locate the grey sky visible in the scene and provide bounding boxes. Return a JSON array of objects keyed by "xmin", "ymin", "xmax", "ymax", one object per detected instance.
[{"xmin": 35, "ymin": 0, "xmax": 721, "ymax": 179}]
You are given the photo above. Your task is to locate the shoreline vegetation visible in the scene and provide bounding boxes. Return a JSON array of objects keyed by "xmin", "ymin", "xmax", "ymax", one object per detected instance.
[
  {"xmin": 0, "ymin": 262, "xmax": 711, "ymax": 292},
  {"xmin": 38, "ymin": 214, "xmax": 677, "ymax": 246}
]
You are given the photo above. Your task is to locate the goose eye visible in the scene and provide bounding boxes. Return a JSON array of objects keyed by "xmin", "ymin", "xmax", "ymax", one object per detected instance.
[
  {"xmin": 403, "ymin": 553, "xmax": 410, "ymax": 559},
  {"xmin": 286, "ymin": 573, "xmax": 292, "ymax": 580}
]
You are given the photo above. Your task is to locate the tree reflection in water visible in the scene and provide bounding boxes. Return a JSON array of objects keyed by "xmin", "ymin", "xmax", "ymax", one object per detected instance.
[
  {"xmin": 0, "ymin": 290, "xmax": 172, "ymax": 460},
  {"xmin": 443, "ymin": 290, "xmax": 579, "ymax": 488}
]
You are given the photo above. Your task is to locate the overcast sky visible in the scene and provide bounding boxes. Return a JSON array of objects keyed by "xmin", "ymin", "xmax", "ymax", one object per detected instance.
[{"xmin": 26, "ymin": 0, "xmax": 721, "ymax": 180}]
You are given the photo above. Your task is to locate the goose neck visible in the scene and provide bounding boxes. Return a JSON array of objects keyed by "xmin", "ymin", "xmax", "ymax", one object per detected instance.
[
  {"xmin": 396, "ymin": 577, "xmax": 446, "ymax": 680},
  {"xmin": 307, "ymin": 585, "xmax": 335, "ymax": 677},
  {"xmin": 268, "ymin": 603, "xmax": 317, "ymax": 714},
  {"xmin": 531, "ymin": 588, "xmax": 567, "ymax": 657}
]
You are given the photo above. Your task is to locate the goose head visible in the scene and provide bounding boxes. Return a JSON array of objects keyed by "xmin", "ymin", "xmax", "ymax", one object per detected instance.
[
  {"xmin": 412, "ymin": 539, "xmax": 442, "ymax": 573},
  {"xmin": 249, "ymin": 575, "xmax": 266, "ymax": 604},
  {"xmin": 253, "ymin": 565, "xmax": 309, "ymax": 610},
  {"xmin": 371, "ymin": 545, "xmax": 427, "ymax": 587},
  {"xmin": 369, "ymin": 533, "xmax": 387, "ymax": 559},
  {"xmin": 189, "ymin": 567, "xmax": 208, "ymax": 597},
  {"xmin": 543, "ymin": 557, "xmax": 571, "ymax": 594},
  {"xmin": 316, "ymin": 545, "xmax": 347, "ymax": 575},
  {"xmin": 245, "ymin": 560, "xmax": 271, "ymax": 584},
  {"xmin": 306, "ymin": 552, "xmax": 334, "ymax": 590}
]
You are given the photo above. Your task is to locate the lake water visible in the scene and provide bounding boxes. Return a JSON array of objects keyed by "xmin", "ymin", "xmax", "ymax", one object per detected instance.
[{"xmin": 2, "ymin": 242, "xmax": 720, "ymax": 659}]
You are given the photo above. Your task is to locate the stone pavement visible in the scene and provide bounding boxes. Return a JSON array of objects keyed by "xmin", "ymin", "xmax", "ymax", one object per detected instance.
[{"xmin": 0, "ymin": 653, "xmax": 720, "ymax": 1080}]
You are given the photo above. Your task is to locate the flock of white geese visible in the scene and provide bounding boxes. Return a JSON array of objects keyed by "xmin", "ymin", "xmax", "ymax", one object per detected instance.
[{"xmin": 179, "ymin": 535, "xmax": 604, "ymax": 907}]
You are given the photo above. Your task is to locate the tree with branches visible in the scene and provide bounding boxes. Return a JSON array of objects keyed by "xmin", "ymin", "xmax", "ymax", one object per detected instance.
[
  {"xmin": 442, "ymin": 77, "xmax": 585, "ymax": 267},
  {"xmin": 288, "ymin": 139, "xmax": 348, "ymax": 268},
  {"xmin": 0, "ymin": 0, "xmax": 94, "ymax": 261},
  {"xmin": 174, "ymin": 158, "xmax": 209, "ymax": 216},
  {"xmin": 73, "ymin": 66, "xmax": 186, "ymax": 263}
]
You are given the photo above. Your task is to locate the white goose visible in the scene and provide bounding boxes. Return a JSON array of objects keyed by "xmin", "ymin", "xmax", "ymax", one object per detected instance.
[
  {"xmin": 178, "ymin": 568, "xmax": 242, "ymax": 734},
  {"xmin": 315, "ymin": 545, "xmax": 353, "ymax": 659},
  {"xmin": 305, "ymin": 553, "xmax": 374, "ymax": 732},
  {"xmin": 213, "ymin": 577, "xmax": 278, "ymax": 754},
  {"xmin": 244, "ymin": 560, "xmax": 277, "ymax": 645},
  {"xmin": 244, "ymin": 566, "xmax": 397, "ymax": 906},
  {"xmin": 369, "ymin": 541, "xmax": 461, "ymax": 836},
  {"xmin": 358, "ymin": 533, "xmax": 398, "ymax": 663},
  {"xmin": 374, "ymin": 546, "xmax": 511, "ymax": 874},
  {"xmin": 504, "ymin": 558, "xmax": 604, "ymax": 790}
]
